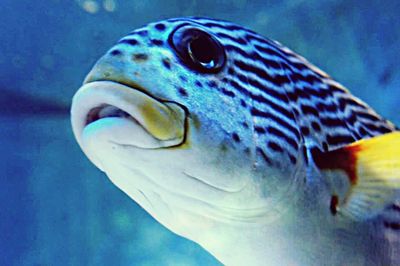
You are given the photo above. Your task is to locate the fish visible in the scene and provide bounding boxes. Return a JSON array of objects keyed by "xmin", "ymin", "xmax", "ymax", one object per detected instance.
[{"xmin": 70, "ymin": 17, "xmax": 400, "ymax": 265}]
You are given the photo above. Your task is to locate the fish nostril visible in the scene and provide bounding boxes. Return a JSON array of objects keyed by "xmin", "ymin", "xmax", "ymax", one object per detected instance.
[{"xmin": 132, "ymin": 53, "xmax": 149, "ymax": 62}]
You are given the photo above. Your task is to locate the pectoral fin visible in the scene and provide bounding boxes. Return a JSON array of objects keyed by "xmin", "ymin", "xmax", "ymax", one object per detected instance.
[{"xmin": 312, "ymin": 131, "xmax": 400, "ymax": 220}]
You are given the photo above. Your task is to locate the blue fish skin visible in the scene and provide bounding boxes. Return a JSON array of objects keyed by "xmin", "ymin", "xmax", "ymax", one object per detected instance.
[{"xmin": 71, "ymin": 17, "xmax": 399, "ymax": 266}]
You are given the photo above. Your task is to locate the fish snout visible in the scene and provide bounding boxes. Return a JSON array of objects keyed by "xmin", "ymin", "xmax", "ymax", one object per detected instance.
[{"xmin": 70, "ymin": 81, "xmax": 187, "ymax": 168}]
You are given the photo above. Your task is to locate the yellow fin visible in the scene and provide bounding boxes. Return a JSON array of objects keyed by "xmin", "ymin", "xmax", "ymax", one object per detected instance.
[{"xmin": 313, "ymin": 131, "xmax": 400, "ymax": 220}]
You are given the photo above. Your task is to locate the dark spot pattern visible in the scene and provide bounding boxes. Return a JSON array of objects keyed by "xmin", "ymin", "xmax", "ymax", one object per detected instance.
[
  {"xmin": 311, "ymin": 121, "xmax": 321, "ymax": 132},
  {"xmin": 221, "ymin": 88, "xmax": 235, "ymax": 98},
  {"xmin": 207, "ymin": 81, "xmax": 217, "ymax": 88},
  {"xmin": 232, "ymin": 132, "xmax": 240, "ymax": 142},
  {"xmin": 390, "ymin": 204, "xmax": 400, "ymax": 212},
  {"xmin": 195, "ymin": 81, "xmax": 203, "ymax": 88},
  {"xmin": 326, "ymin": 134, "xmax": 355, "ymax": 146},
  {"xmin": 150, "ymin": 39, "xmax": 164, "ymax": 46},
  {"xmin": 254, "ymin": 126, "xmax": 266, "ymax": 134},
  {"xmin": 177, "ymin": 87, "xmax": 188, "ymax": 97},
  {"xmin": 302, "ymin": 145, "xmax": 308, "ymax": 165},
  {"xmin": 384, "ymin": 221, "xmax": 400, "ymax": 230},
  {"xmin": 179, "ymin": 75, "xmax": 187, "ymax": 82},
  {"xmin": 136, "ymin": 30, "xmax": 148, "ymax": 36},
  {"xmin": 162, "ymin": 59, "xmax": 171, "ymax": 69},
  {"xmin": 154, "ymin": 23, "xmax": 166, "ymax": 31},
  {"xmin": 300, "ymin": 104, "xmax": 319, "ymax": 117},
  {"xmin": 288, "ymin": 154, "xmax": 297, "ymax": 164},
  {"xmin": 268, "ymin": 141, "xmax": 283, "ymax": 153},
  {"xmin": 330, "ymin": 195, "xmax": 339, "ymax": 215},
  {"xmin": 110, "ymin": 49, "xmax": 122, "ymax": 56},
  {"xmin": 300, "ymin": 126, "xmax": 310, "ymax": 136},
  {"xmin": 322, "ymin": 142, "xmax": 329, "ymax": 152},
  {"xmin": 132, "ymin": 53, "xmax": 148, "ymax": 61},
  {"xmin": 119, "ymin": 39, "xmax": 139, "ymax": 46},
  {"xmin": 257, "ymin": 147, "xmax": 272, "ymax": 165}
]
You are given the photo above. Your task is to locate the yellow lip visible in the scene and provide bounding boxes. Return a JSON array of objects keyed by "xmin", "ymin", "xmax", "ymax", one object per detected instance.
[{"xmin": 71, "ymin": 80, "xmax": 187, "ymax": 149}]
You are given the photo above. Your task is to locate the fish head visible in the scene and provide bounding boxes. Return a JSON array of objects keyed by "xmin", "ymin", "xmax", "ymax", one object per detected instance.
[{"xmin": 71, "ymin": 18, "xmax": 298, "ymax": 239}]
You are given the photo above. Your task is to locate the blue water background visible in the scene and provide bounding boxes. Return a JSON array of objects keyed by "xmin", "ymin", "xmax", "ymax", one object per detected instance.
[{"xmin": 0, "ymin": 1, "xmax": 399, "ymax": 265}]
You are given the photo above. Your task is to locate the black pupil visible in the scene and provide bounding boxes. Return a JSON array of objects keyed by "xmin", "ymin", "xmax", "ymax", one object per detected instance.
[
  {"xmin": 189, "ymin": 34, "xmax": 216, "ymax": 66},
  {"xmin": 169, "ymin": 26, "xmax": 225, "ymax": 73}
]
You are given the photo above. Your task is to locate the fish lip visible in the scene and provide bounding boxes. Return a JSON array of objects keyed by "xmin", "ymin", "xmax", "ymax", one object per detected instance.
[
  {"xmin": 83, "ymin": 78, "xmax": 164, "ymax": 105},
  {"xmin": 71, "ymin": 80, "xmax": 188, "ymax": 151},
  {"xmin": 85, "ymin": 103, "xmax": 138, "ymax": 126}
]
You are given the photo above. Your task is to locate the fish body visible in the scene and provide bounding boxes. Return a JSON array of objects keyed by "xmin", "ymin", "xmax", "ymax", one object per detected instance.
[{"xmin": 71, "ymin": 17, "xmax": 400, "ymax": 265}]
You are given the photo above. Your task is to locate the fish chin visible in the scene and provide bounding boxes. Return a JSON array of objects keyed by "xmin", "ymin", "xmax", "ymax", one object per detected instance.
[
  {"xmin": 99, "ymin": 155, "xmax": 276, "ymax": 240},
  {"xmin": 80, "ymin": 116, "xmax": 160, "ymax": 170}
]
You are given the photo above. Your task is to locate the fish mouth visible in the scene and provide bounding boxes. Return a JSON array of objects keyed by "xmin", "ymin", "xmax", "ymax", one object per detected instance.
[
  {"xmin": 71, "ymin": 80, "xmax": 187, "ymax": 165},
  {"xmin": 85, "ymin": 104, "xmax": 134, "ymax": 125}
]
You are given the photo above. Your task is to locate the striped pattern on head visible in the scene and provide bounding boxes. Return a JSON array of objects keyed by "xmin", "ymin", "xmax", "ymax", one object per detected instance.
[{"xmin": 93, "ymin": 17, "xmax": 396, "ymax": 169}]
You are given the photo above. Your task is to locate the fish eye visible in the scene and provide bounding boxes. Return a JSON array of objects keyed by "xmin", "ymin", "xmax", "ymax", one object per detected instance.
[{"xmin": 169, "ymin": 26, "xmax": 226, "ymax": 73}]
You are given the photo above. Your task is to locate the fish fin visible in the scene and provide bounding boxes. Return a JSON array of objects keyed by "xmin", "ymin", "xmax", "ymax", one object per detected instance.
[{"xmin": 312, "ymin": 131, "xmax": 400, "ymax": 220}]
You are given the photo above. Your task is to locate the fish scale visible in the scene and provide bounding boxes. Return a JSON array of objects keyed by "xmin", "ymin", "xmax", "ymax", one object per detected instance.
[{"xmin": 71, "ymin": 16, "xmax": 400, "ymax": 265}]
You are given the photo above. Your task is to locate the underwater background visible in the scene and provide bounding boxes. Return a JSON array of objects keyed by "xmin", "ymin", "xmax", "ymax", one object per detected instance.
[{"xmin": 1, "ymin": 0, "xmax": 399, "ymax": 265}]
